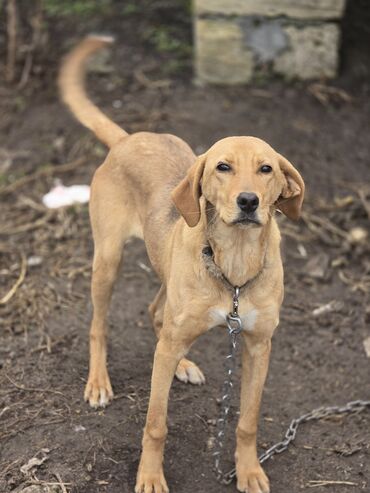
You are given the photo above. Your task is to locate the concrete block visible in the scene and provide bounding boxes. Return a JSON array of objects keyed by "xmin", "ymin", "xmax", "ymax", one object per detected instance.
[
  {"xmin": 195, "ymin": 0, "xmax": 346, "ymax": 20},
  {"xmin": 195, "ymin": 18, "xmax": 254, "ymax": 84},
  {"xmin": 274, "ymin": 24, "xmax": 340, "ymax": 79}
]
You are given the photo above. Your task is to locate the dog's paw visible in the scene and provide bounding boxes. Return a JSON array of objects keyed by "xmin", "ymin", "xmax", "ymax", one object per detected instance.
[
  {"xmin": 236, "ymin": 465, "xmax": 270, "ymax": 493},
  {"xmin": 135, "ymin": 470, "xmax": 169, "ymax": 493},
  {"xmin": 84, "ymin": 369, "xmax": 113, "ymax": 408},
  {"xmin": 175, "ymin": 358, "xmax": 205, "ymax": 385}
]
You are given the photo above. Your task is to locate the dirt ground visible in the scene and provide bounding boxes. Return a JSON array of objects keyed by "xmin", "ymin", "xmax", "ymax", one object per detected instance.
[{"xmin": 1, "ymin": 2, "xmax": 370, "ymax": 493}]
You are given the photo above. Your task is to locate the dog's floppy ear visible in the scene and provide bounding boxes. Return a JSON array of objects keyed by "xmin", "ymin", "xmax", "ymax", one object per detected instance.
[
  {"xmin": 276, "ymin": 154, "xmax": 305, "ymax": 220},
  {"xmin": 171, "ymin": 154, "xmax": 206, "ymax": 227}
]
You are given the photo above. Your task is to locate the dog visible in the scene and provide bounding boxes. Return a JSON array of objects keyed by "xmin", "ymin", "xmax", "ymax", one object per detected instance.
[{"xmin": 59, "ymin": 35, "xmax": 305, "ymax": 493}]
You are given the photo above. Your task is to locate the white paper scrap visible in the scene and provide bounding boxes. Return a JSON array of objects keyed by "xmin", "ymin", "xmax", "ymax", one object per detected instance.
[{"xmin": 42, "ymin": 183, "xmax": 90, "ymax": 208}]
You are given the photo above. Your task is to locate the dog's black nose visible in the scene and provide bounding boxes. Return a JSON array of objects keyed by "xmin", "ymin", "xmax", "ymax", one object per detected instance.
[{"xmin": 237, "ymin": 193, "xmax": 259, "ymax": 213}]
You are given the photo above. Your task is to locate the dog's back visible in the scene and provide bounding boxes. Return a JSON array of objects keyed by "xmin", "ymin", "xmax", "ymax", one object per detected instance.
[
  {"xmin": 59, "ymin": 36, "xmax": 199, "ymax": 278},
  {"xmin": 59, "ymin": 35, "xmax": 196, "ymax": 255}
]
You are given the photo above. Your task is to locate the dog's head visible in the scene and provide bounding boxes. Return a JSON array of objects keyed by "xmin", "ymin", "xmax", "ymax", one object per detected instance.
[{"xmin": 171, "ymin": 136, "xmax": 305, "ymax": 228}]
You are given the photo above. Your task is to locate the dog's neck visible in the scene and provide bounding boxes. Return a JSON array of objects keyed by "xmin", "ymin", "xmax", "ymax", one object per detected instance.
[{"xmin": 203, "ymin": 201, "xmax": 270, "ymax": 288}]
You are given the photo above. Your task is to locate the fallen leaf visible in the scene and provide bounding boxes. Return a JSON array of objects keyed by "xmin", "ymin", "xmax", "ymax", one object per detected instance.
[
  {"xmin": 304, "ymin": 253, "xmax": 330, "ymax": 280},
  {"xmin": 20, "ymin": 449, "xmax": 49, "ymax": 475}
]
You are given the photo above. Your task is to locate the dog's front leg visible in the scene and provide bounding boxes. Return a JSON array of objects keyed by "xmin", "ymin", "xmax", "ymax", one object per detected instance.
[
  {"xmin": 135, "ymin": 332, "xmax": 187, "ymax": 493},
  {"xmin": 235, "ymin": 332, "xmax": 272, "ymax": 493}
]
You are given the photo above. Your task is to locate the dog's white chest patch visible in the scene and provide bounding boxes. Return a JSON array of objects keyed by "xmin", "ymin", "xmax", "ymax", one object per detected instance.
[
  {"xmin": 208, "ymin": 308, "xmax": 228, "ymax": 328},
  {"xmin": 208, "ymin": 308, "xmax": 258, "ymax": 331},
  {"xmin": 241, "ymin": 309, "xmax": 258, "ymax": 331}
]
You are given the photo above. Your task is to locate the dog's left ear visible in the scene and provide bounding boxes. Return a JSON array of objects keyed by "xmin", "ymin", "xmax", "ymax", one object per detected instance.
[
  {"xmin": 276, "ymin": 154, "xmax": 305, "ymax": 220},
  {"xmin": 171, "ymin": 154, "xmax": 206, "ymax": 227}
]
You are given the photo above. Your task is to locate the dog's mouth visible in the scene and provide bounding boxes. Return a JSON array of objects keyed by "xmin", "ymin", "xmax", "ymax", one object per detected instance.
[
  {"xmin": 209, "ymin": 203, "xmax": 262, "ymax": 228},
  {"xmin": 232, "ymin": 214, "xmax": 262, "ymax": 227}
]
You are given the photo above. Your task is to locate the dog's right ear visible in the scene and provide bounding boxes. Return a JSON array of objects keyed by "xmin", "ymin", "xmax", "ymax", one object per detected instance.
[
  {"xmin": 171, "ymin": 154, "xmax": 206, "ymax": 227},
  {"xmin": 276, "ymin": 154, "xmax": 305, "ymax": 221}
]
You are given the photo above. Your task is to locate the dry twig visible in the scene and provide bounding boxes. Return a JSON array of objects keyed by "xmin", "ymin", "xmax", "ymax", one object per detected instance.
[
  {"xmin": 307, "ymin": 479, "xmax": 358, "ymax": 488},
  {"xmin": 358, "ymin": 188, "xmax": 370, "ymax": 220},
  {"xmin": 0, "ymin": 210, "xmax": 54, "ymax": 235},
  {"xmin": 18, "ymin": 1, "xmax": 43, "ymax": 89},
  {"xmin": 0, "ymin": 250, "xmax": 26, "ymax": 304},
  {"xmin": 5, "ymin": 0, "xmax": 17, "ymax": 83},
  {"xmin": 0, "ymin": 157, "xmax": 86, "ymax": 196},
  {"xmin": 0, "ymin": 459, "xmax": 19, "ymax": 480},
  {"xmin": 54, "ymin": 472, "xmax": 69, "ymax": 493},
  {"xmin": 26, "ymin": 479, "xmax": 72, "ymax": 487},
  {"xmin": 134, "ymin": 66, "xmax": 171, "ymax": 89},
  {"xmin": 308, "ymin": 83, "xmax": 353, "ymax": 106},
  {"xmin": 5, "ymin": 374, "xmax": 64, "ymax": 396}
]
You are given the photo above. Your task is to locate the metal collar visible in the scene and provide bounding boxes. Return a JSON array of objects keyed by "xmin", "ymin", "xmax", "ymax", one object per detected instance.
[{"xmin": 202, "ymin": 244, "xmax": 265, "ymax": 295}]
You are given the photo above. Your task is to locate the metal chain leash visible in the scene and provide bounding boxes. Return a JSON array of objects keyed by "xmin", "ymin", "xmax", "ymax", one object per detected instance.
[
  {"xmin": 213, "ymin": 287, "xmax": 243, "ymax": 484},
  {"xmin": 213, "ymin": 288, "xmax": 370, "ymax": 485},
  {"xmin": 217, "ymin": 399, "xmax": 370, "ymax": 485}
]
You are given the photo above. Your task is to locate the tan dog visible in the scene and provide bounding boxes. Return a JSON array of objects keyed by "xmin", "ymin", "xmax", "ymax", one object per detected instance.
[{"xmin": 59, "ymin": 36, "xmax": 304, "ymax": 493}]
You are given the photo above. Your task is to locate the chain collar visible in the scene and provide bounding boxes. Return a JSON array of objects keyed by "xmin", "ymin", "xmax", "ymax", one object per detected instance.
[{"xmin": 202, "ymin": 244, "xmax": 265, "ymax": 295}]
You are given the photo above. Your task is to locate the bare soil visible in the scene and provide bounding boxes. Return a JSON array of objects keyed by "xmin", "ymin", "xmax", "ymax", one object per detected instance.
[{"xmin": 0, "ymin": 3, "xmax": 370, "ymax": 493}]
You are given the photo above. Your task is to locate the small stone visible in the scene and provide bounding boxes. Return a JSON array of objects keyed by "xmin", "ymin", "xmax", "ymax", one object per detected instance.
[
  {"xmin": 363, "ymin": 337, "xmax": 370, "ymax": 358},
  {"xmin": 27, "ymin": 256, "xmax": 43, "ymax": 267},
  {"xmin": 52, "ymin": 135, "xmax": 65, "ymax": 153},
  {"xmin": 347, "ymin": 227, "xmax": 368, "ymax": 244},
  {"xmin": 112, "ymin": 99, "xmax": 122, "ymax": 109},
  {"xmin": 297, "ymin": 244, "xmax": 307, "ymax": 258},
  {"xmin": 207, "ymin": 436, "xmax": 215, "ymax": 450},
  {"xmin": 74, "ymin": 424, "xmax": 86, "ymax": 432}
]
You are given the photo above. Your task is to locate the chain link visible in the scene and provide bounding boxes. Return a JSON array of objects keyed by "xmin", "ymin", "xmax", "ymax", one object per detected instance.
[{"xmin": 213, "ymin": 291, "xmax": 370, "ymax": 485}]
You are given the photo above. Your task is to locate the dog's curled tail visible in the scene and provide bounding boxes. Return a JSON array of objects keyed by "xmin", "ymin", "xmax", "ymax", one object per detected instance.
[{"xmin": 58, "ymin": 35, "xmax": 127, "ymax": 148}]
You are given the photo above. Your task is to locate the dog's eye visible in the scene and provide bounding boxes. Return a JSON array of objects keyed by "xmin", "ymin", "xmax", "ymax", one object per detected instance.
[
  {"xmin": 216, "ymin": 162, "xmax": 232, "ymax": 172},
  {"xmin": 260, "ymin": 164, "xmax": 272, "ymax": 173}
]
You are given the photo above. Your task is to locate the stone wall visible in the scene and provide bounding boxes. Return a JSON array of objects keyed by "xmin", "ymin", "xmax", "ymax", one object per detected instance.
[{"xmin": 194, "ymin": 0, "xmax": 346, "ymax": 84}]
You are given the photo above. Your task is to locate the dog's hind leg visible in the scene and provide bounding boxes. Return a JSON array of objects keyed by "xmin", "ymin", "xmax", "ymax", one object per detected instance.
[
  {"xmin": 149, "ymin": 286, "xmax": 205, "ymax": 385},
  {"xmin": 175, "ymin": 354, "xmax": 205, "ymax": 385},
  {"xmin": 84, "ymin": 168, "xmax": 141, "ymax": 408},
  {"xmin": 148, "ymin": 285, "xmax": 166, "ymax": 338}
]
